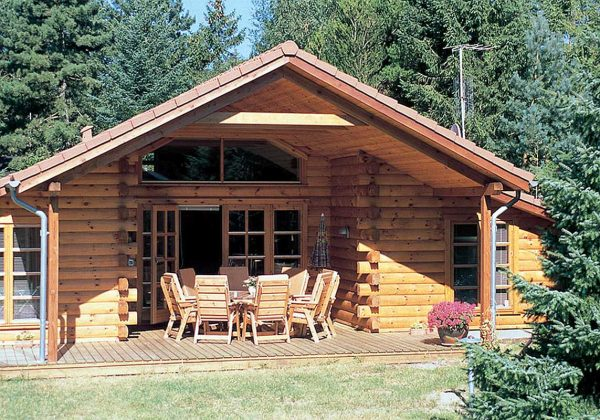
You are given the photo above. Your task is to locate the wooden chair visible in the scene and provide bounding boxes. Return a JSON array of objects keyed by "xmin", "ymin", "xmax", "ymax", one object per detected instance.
[
  {"xmin": 245, "ymin": 275, "xmax": 290, "ymax": 345},
  {"xmin": 320, "ymin": 269, "xmax": 341, "ymax": 336},
  {"xmin": 160, "ymin": 273, "xmax": 197, "ymax": 341},
  {"xmin": 289, "ymin": 270, "xmax": 339, "ymax": 342},
  {"xmin": 194, "ymin": 275, "xmax": 239, "ymax": 344},
  {"xmin": 178, "ymin": 267, "xmax": 196, "ymax": 297},
  {"xmin": 281, "ymin": 267, "xmax": 309, "ymax": 297},
  {"xmin": 218, "ymin": 266, "xmax": 249, "ymax": 291}
]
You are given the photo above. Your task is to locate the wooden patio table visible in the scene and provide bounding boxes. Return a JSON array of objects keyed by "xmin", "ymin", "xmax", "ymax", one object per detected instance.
[{"xmin": 230, "ymin": 290, "xmax": 254, "ymax": 341}]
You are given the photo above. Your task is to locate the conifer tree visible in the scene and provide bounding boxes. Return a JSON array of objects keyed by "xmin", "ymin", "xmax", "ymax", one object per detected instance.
[
  {"xmin": 0, "ymin": 0, "xmax": 107, "ymax": 174},
  {"xmin": 94, "ymin": 0, "xmax": 195, "ymax": 129},
  {"xmin": 190, "ymin": 0, "xmax": 245, "ymax": 81},
  {"xmin": 492, "ymin": 13, "xmax": 582, "ymax": 169},
  {"xmin": 467, "ymin": 13, "xmax": 600, "ymax": 419}
]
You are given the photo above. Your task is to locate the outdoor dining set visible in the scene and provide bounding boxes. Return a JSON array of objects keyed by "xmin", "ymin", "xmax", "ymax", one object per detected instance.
[{"xmin": 159, "ymin": 266, "xmax": 340, "ymax": 345}]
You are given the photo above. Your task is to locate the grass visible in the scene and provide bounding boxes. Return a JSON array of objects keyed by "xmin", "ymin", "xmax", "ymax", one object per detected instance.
[{"xmin": 0, "ymin": 360, "xmax": 466, "ymax": 419}]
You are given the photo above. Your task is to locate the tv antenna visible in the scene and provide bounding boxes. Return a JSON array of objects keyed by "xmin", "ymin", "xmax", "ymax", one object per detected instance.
[{"xmin": 445, "ymin": 44, "xmax": 494, "ymax": 138}]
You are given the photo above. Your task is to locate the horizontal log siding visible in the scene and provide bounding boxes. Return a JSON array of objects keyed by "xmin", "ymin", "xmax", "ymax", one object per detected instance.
[
  {"xmin": 0, "ymin": 160, "xmax": 134, "ymax": 342},
  {"xmin": 329, "ymin": 152, "xmax": 550, "ymax": 332}
]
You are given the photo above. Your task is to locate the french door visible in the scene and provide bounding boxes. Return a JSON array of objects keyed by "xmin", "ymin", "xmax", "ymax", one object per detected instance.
[{"xmin": 140, "ymin": 206, "xmax": 179, "ymax": 324}]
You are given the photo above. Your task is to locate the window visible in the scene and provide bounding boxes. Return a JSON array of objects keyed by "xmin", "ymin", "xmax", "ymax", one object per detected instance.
[
  {"xmin": 495, "ymin": 222, "xmax": 511, "ymax": 308},
  {"xmin": 142, "ymin": 139, "xmax": 300, "ymax": 183},
  {"xmin": 451, "ymin": 222, "xmax": 513, "ymax": 308},
  {"xmin": 1, "ymin": 225, "xmax": 41, "ymax": 324},
  {"xmin": 273, "ymin": 210, "xmax": 301, "ymax": 272},
  {"xmin": 452, "ymin": 224, "xmax": 479, "ymax": 304},
  {"xmin": 224, "ymin": 206, "xmax": 304, "ymax": 275},
  {"xmin": 227, "ymin": 209, "xmax": 266, "ymax": 276}
]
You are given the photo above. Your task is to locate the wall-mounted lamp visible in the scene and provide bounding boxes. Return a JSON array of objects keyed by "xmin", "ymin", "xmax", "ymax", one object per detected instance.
[{"xmin": 337, "ymin": 226, "xmax": 350, "ymax": 239}]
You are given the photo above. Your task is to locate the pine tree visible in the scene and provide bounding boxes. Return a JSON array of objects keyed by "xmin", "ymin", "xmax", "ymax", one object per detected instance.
[
  {"xmin": 190, "ymin": 0, "xmax": 245, "ymax": 81},
  {"xmin": 0, "ymin": 0, "xmax": 108, "ymax": 174},
  {"xmin": 94, "ymin": 0, "xmax": 195, "ymax": 129}
]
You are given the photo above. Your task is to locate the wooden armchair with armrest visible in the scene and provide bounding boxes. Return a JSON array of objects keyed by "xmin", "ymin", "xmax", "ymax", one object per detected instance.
[
  {"xmin": 194, "ymin": 275, "xmax": 239, "ymax": 344},
  {"xmin": 160, "ymin": 272, "xmax": 197, "ymax": 341},
  {"xmin": 244, "ymin": 275, "xmax": 291, "ymax": 345}
]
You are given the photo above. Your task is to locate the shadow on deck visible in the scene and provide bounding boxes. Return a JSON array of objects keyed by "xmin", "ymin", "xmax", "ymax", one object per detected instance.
[{"xmin": 0, "ymin": 324, "xmax": 463, "ymax": 378}]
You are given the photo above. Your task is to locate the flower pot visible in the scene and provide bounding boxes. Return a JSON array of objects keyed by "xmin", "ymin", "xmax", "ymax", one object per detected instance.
[
  {"xmin": 248, "ymin": 286, "xmax": 256, "ymax": 297},
  {"xmin": 409, "ymin": 328, "xmax": 427, "ymax": 336},
  {"xmin": 437, "ymin": 326, "xmax": 468, "ymax": 346}
]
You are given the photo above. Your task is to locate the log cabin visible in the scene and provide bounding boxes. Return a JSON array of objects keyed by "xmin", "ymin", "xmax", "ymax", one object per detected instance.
[{"xmin": 0, "ymin": 41, "xmax": 550, "ymax": 361}]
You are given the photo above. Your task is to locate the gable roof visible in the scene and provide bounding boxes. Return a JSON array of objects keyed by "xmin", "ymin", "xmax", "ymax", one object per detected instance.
[{"xmin": 1, "ymin": 40, "xmax": 536, "ymax": 200}]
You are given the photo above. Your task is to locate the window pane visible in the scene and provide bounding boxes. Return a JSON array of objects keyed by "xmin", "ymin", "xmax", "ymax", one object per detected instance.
[
  {"xmin": 455, "ymin": 289, "xmax": 478, "ymax": 304},
  {"xmin": 454, "ymin": 267, "xmax": 477, "ymax": 287},
  {"xmin": 496, "ymin": 269, "xmax": 509, "ymax": 286},
  {"xmin": 156, "ymin": 237, "xmax": 165, "ymax": 258},
  {"xmin": 156, "ymin": 285, "xmax": 166, "ymax": 308},
  {"xmin": 143, "ymin": 285, "xmax": 151, "ymax": 308},
  {"xmin": 0, "ymin": 299, "xmax": 3, "ymax": 322},
  {"xmin": 496, "ymin": 224, "xmax": 508, "ymax": 242},
  {"xmin": 496, "ymin": 246, "xmax": 509, "ymax": 265},
  {"xmin": 495, "ymin": 290, "xmax": 509, "ymax": 307},
  {"xmin": 157, "ymin": 212, "xmax": 165, "ymax": 233},
  {"xmin": 229, "ymin": 211, "xmax": 245, "ymax": 232},
  {"xmin": 224, "ymin": 141, "xmax": 299, "ymax": 182},
  {"xmin": 248, "ymin": 258, "xmax": 264, "ymax": 276},
  {"xmin": 13, "ymin": 275, "xmax": 40, "ymax": 297},
  {"xmin": 275, "ymin": 258, "xmax": 299, "ymax": 274},
  {"xmin": 167, "ymin": 212, "xmax": 176, "ymax": 233},
  {"xmin": 229, "ymin": 235, "xmax": 245, "ymax": 256},
  {"xmin": 454, "ymin": 224, "xmax": 477, "ymax": 243},
  {"xmin": 167, "ymin": 236, "xmax": 176, "ymax": 258},
  {"xmin": 0, "ymin": 253, "xmax": 3, "ymax": 270},
  {"xmin": 248, "ymin": 235, "xmax": 264, "ymax": 256},
  {"xmin": 454, "ymin": 245, "xmax": 477, "ymax": 265},
  {"xmin": 0, "ymin": 227, "xmax": 4, "ymax": 249},
  {"xmin": 14, "ymin": 252, "xmax": 41, "ymax": 272},
  {"xmin": 143, "ymin": 261, "xmax": 151, "ymax": 283},
  {"xmin": 156, "ymin": 261, "xmax": 165, "ymax": 279},
  {"xmin": 13, "ymin": 299, "xmax": 40, "ymax": 321},
  {"xmin": 143, "ymin": 235, "xmax": 151, "ymax": 257},
  {"xmin": 13, "ymin": 227, "xmax": 40, "ymax": 249},
  {"xmin": 275, "ymin": 234, "xmax": 300, "ymax": 256},
  {"xmin": 248, "ymin": 211, "xmax": 264, "ymax": 232},
  {"xmin": 143, "ymin": 210, "xmax": 151, "ymax": 232},
  {"xmin": 0, "ymin": 275, "xmax": 4, "ymax": 298},
  {"xmin": 227, "ymin": 258, "xmax": 246, "ymax": 267},
  {"xmin": 142, "ymin": 140, "xmax": 220, "ymax": 181},
  {"xmin": 274, "ymin": 210, "xmax": 300, "ymax": 231}
]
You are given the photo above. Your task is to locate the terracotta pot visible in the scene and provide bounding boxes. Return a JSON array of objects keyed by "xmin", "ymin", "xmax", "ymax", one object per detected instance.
[{"xmin": 438, "ymin": 326, "xmax": 468, "ymax": 346}]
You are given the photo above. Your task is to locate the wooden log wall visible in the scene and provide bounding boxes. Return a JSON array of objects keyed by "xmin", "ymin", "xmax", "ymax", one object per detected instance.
[
  {"xmin": 0, "ymin": 160, "xmax": 137, "ymax": 342},
  {"xmin": 329, "ymin": 151, "xmax": 550, "ymax": 332}
]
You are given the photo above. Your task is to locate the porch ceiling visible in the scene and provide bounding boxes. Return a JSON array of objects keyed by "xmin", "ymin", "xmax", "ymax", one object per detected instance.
[{"xmin": 170, "ymin": 78, "xmax": 481, "ymax": 189}]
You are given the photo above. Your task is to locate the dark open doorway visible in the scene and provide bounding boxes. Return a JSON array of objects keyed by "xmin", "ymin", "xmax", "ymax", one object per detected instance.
[{"xmin": 179, "ymin": 206, "xmax": 222, "ymax": 274}]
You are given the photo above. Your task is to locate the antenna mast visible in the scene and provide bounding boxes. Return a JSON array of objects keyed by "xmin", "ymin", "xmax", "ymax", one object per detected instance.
[{"xmin": 445, "ymin": 44, "xmax": 493, "ymax": 138}]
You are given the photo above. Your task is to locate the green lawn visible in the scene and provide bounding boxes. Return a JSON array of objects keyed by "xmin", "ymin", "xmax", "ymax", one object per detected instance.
[{"xmin": 0, "ymin": 361, "xmax": 466, "ymax": 419}]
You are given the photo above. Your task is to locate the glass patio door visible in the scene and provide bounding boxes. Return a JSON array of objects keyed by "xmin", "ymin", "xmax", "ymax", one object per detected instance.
[{"xmin": 150, "ymin": 206, "xmax": 179, "ymax": 324}]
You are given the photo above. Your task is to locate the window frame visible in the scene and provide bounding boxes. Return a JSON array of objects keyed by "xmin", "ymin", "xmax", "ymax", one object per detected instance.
[
  {"xmin": 0, "ymin": 223, "xmax": 42, "ymax": 326},
  {"xmin": 445, "ymin": 217, "xmax": 515, "ymax": 312},
  {"xmin": 222, "ymin": 203, "xmax": 307, "ymax": 275},
  {"xmin": 139, "ymin": 138, "xmax": 306, "ymax": 185}
]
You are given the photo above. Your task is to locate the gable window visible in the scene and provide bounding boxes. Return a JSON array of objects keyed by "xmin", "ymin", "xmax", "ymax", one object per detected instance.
[
  {"xmin": 451, "ymin": 222, "xmax": 512, "ymax": 308},
  {"xmin": 142, "ymin": 139, "xmax": 300, "ymax": 183},
  {"xmin": 1, "ymin": 225, "xmax": 41, "ymax": 324}
]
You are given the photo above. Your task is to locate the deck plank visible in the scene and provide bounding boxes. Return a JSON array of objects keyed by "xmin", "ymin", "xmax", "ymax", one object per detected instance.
[{"xmin": 0, "ymin": 324, "xmax": 458, "ymax": 368}]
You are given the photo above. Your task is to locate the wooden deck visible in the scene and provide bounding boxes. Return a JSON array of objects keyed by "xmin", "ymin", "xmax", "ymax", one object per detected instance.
[{"xmin": 0, "ymin": 324, "xmax": 463, "ymax": 378}]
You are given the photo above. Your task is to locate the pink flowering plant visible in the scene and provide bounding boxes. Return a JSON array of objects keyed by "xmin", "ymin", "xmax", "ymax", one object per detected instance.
[{"xmin": 427, "ymin": 301, "xmax": 475, "ymax": 331}]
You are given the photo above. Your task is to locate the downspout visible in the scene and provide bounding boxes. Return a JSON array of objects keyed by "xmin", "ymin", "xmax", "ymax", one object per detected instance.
[
  {"xmin": 5, "ymin": 180, "xmax": 47, "ymax": 363},
  {"xmin": 490, "ymin": 190, "xmax": 521, "ymax": 333}
]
